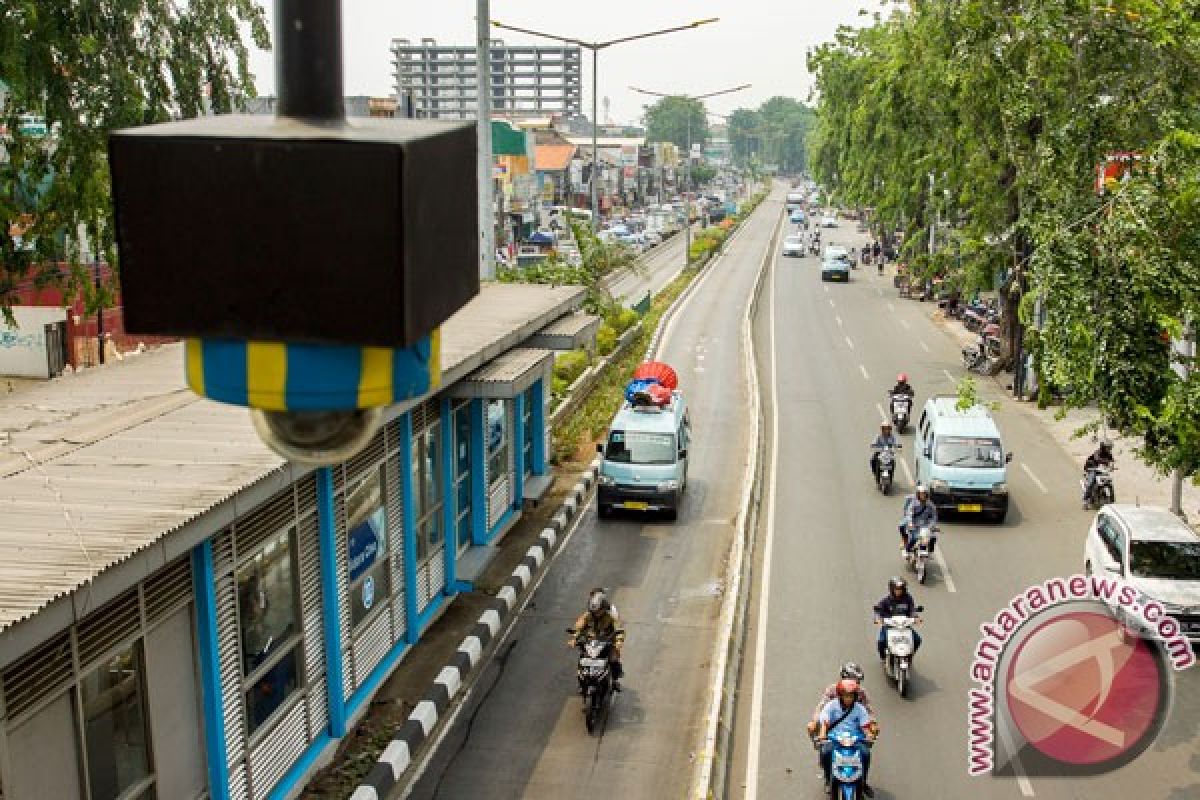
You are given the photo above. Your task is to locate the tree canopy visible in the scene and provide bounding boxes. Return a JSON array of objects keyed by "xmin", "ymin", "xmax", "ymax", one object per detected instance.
[
  {"xmin": 0, "ymin": 0, "xmax": 270, "ymax": 313},
  {"xmin": 807, "ymin": 0, "xmax": 1200, "ymax": 474},
  {"xmin": 728, "ymin": 96, "xmax": 815, "ymax": 174},
  {"xmin": 644, "ymin": 95, "xmax": 709, "ymax": 153}
]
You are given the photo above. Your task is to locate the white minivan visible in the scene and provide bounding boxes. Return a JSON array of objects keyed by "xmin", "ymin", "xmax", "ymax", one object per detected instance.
[{"xmin": 914, "ymin": 396, "xmax": 1012, "ymax": 522}]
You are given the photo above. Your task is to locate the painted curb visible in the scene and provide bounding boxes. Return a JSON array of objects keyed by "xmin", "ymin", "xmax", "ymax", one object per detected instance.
[{"xmin": 348, "ymin": 457, "xmax": 602, "ymax": 800}]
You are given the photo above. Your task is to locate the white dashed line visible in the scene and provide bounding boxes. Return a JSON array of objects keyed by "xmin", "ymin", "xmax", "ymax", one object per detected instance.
[
  {"xmin": 875, "ymin": 403, "xmax": 888, "ymax": 423},
  {"xmin": 845, "ymin": 336, "xmax": 855, "ymax": 350},
  {"xmin": 919, "ymin": 340, "xmax": 930, "ymax": 353},
  {"xmin": 943, "ymin": 368, "xmax": 956, "ymax": 383},
  {"xmin": 876, "ymin": 288, "xmax": 883, "ymax": 297},
  {"xmin": 823, "ymin": 284, "xmax": 830, "ymax": 294},
  {"xmin": 899, "ymin": 319, "xmax": 910, "ymax": 330},
  {"xmin": 828, "ymin": 299, "xmax": 836, "ymax": 309},
  {"xmin": 933, "ymin": 547, "xmax": 959, "ymax": 593},
  {"xmin": 1021, "ymin": 463, "xmax": 1049, "ymax": 494},
  {"xmin": 859, "ymin": 364, "xmax": 870, "ymax": 381},
  {"xmin": 899, "ymin": 457, "xmax": 913, "ymax": 485},
  {"xmin": 836, "ymin": 315, "xmax": 843, "ymax": 328},
  {"xmin": 887, "ymin": 302, "xmax": 896, "ymax": 313}
]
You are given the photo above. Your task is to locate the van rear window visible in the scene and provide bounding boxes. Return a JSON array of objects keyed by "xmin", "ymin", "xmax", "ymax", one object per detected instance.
[
  {"xmin": 605, "ymin": 431, "xmax": 676, "ymax": 465},
  {"xmin": 934, "ymin": 436, "xmax": 1002, "ymax": 467}
]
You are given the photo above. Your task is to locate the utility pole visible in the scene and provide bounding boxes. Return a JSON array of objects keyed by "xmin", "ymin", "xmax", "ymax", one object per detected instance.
[
  {"xmin": 1170, "ymin": 319, "xmax": 1193, "ymax": 519},
  {"xmin": 477, "ymin": 0, "xmax": 496, "ymax": 279},
  {"xmin": 685, "ymin": 110, "xmax": 692, "ymax": 266},
  {"xmin": 591, "ymin": 49, "xmax": 599, "ymax": 231}
]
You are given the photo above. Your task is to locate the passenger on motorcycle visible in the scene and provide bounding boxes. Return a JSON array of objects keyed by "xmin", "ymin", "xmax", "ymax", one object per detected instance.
[
  {"xmin": 817, "ymin": 679, "xmax": 877, "ymax": 797},
  {"xmin": 568, "ymin": 588, "xmax": 625, "ymax": 690},
  {"xmin": 807, "ymin": 662, "xmax": 877, "ymax": 736},
  {"xmin": 870, "ymin": 423, "xmax": 898, "ymax": 479},
  {"xmin": 1081, "ymin": 441, "xmax": 1115, "ymax": 507},
  {"xmin": 898, "ymin": 484, "xmax": 938, "ymax": 553},
  {"xmin": 890, "ymin": 373, "xmax": 915, "ymax": 399},
  {"xmin": 874, "ymin": 577, "xmax": 922, "ymax": 662}
]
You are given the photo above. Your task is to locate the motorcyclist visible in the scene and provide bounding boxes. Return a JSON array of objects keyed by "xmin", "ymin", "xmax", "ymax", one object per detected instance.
[
  {"xmin": 568, "ymin": 588, "xmax": 625, "ymax": 690},
  {"xmin": 899, "ymin": 484, "xmax": 938, "ymax": 553},
  {"xmin": 1082, "ymin": 441, "xmax": 1116, "ymax": 508},
  {"xmin": 874, "ymin": 577, "xmax": 922, "ymax": 663},
  {"xmin": 869, "ymin": 423, "xmax": 899, "ymax": 479},
  {"xmin": 816, "ymin": 679, "xmax": 877, "ymax": 797},
  {"xmin": 889, "ymin": 373, "xmax": 915, "ymax": 400},
  {"xmin": 808, "ymin": 662, "xmax": 877, "ymax": 736}
]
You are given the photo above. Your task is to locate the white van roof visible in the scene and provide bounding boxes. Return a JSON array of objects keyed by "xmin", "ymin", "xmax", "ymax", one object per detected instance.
[
  {"xmin": 612, "ymin": 392, "xmax": 687, "ymax": 433},
  {"xmin": 924, "ymin": 395, "xmax": 1002, "ymax": 437}
]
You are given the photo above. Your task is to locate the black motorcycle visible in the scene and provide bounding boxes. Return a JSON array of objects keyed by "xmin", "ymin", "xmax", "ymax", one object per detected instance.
[
  {"xmin": 873, "ymin": 444, "xmax": 901, "ymax": 495},
  {"xmin": 889, "ymin": 393, "xmax": 912, "ymax": 433},
  {"xmin": 568, "ymin": 630, "xmax": 619, "ymax": 733}
]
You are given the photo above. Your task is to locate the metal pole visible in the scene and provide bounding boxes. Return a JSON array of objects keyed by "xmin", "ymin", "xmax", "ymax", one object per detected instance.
[
  {"xmin": 477, "ymin": 0, "xmax": 496, "ymax": 279},
  {"xmin": 94, "ymin": 258, "xmax": 104, "ymax": 365},
  {"xmin": 275, "ymin": 0, "xmax": 344, "ymax": 120},
  {"xmin": 1170, "ymin": 320, "xmax": 1193, "ymax": 518},
  {"xmin": 591, "ymin": 47, "xmax": 599, "ymax": 231},
  {"xmin": 684, "ymin": 109, "xmax": 691, "ymax": 267}
]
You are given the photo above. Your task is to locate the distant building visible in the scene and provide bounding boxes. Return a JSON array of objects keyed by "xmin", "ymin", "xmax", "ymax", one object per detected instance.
[
  {"xmin": 240, "ymin": 95, "xmax": 397, "ymax": 118},
  {"xmin": 391, "ymin": 38, "xmax": 582, "ymax": 120}
]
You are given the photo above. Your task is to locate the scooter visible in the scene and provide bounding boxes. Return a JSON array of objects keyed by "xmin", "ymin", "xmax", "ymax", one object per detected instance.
[
  {"xmin": 1081, "ymin": 465, "xmax": 1116, "ymax": 509},
  {"xmin": 880, "ymin": 611, "xmax": 922, "ymax": 697},
  {"xmin": 873, "ymin": 444, "xmax": 901, "ymax": 495},
  {"xmin": 904, "ymin": 525, "xmax": 937, "ymax": 584},
  {"xmin": 889, "ymin": 393, "xmax": 912, "ymax": 433},
  {"xmin": 962, "ymin": 336, "xmax": 1002, "ymax": 375},
  {"xmin": 567, "ymin": 629, "xmax": 619, "ymax": 733},
  {"xmin": 814, "ymin": 728, "xmax": 872, "ymax": 799}
]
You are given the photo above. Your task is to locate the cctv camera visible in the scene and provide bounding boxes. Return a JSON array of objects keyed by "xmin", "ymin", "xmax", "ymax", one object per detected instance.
[{"xmin": 251, "ymin": 408, "xmax": 385, "ymax": 467}]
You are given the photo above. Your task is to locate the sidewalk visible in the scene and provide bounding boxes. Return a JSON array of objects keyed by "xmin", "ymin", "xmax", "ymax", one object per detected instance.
[
  {"xmin": 298, "ymin": 463, "xmax": 585, "ymax": 798},
  {"xmin": 925, "ymin": 302, "xmax": 1200, "ymax": 518}
]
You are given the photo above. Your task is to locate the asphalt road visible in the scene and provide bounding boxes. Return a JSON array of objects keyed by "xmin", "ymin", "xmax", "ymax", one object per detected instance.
[
  {"xmin": 731, "ymin": 215, "xmax": 1200, "ymax": 799},
  {"xmin": 405, "ymin": 189, "xmax": 785, "ymax": 799},
  {"xmin": 606, "ymin": 226, "xmax": 692, "ymax": 307}
]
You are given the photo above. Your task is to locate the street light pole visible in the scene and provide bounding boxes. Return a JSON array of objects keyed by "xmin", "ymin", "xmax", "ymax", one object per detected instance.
[
  {"xmin": 490, "ymin": 18, "xmax": 718, "ymax": 232},
  {"xmin": 477, "ymin": 0, "xmax": 495, "ymax": 279}
]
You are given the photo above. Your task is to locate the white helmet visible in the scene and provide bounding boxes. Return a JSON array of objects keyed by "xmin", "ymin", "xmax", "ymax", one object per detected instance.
[{"xmin": 588, "ymin": 588, "xmax": 609, "ymax": 613}]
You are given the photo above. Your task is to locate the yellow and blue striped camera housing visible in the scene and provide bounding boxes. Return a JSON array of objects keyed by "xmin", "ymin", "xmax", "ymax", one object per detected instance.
[{"xmin": 184, "ymin": 331, "xmax": 441, "ymax": 411}]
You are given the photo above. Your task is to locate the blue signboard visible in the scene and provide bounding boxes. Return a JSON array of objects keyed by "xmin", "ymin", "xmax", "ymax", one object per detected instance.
[{"xmin": 347, "ymin": 508, "xmax": 386, "ymax": 583}]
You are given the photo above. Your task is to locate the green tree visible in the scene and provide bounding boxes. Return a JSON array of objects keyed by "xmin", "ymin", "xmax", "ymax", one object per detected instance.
[
  {"xmin": 644, "ymin": 95, "xmax": 709, "ymax": 153},
  {"xmin": 0, "ymin": 0, "xmax": 270, "ymax": 313}
]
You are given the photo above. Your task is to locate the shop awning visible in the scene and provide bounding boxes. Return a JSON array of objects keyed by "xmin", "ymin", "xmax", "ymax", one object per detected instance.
[
  {"xmin": 526, "ymin": 312, "xmax": 601, "ymax": 352},
  {"xmin": 448, "ymin": 347, "xmax": 555, "ymax": 399}
]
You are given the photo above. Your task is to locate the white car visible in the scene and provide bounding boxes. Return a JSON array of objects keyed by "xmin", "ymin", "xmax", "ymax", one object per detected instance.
[
  {"xmin": 820, "ymin": 215, "xmax": 839, "ymax": 228},
  {"xmin": 782, "ymin": 234, "xmax": 806, "ymax": 257},
  {"xmin": 1083, "ymin": 504, "xmax": 1200, "ymax": 645},
  {"xmin": 824, "ymin": 245, "xmax": 849, "ymax": 262}
]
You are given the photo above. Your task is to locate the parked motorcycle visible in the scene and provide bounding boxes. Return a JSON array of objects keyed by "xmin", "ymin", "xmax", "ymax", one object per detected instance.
[
  {"xmin": 962, "ymin": 336, "xmax": 1002, "ymax": 375},
  {"xmin": 814, "ymin": 729, "xmax": 872, "ymax": 799},
  {"xmin": 880, "ymin": 610, "xmax": 922, "ymax": 696},
  {"xmin": 872, "ymin": 444, "xmax": 901, "ymax": 495},
  {"xmin": 568, "ymin": 629, "xmax": 618, "ymax": 733},
  {"xmin": 889, "ymin": 393, "xmax": 912, "ymax": 433},
  {"xmin": 1081, "ymin": 465, "xmax": 1116, "ymax": 509},
  {"xmin": 904, "ymin": 525, "xmax": 937, "ymax": 584}
]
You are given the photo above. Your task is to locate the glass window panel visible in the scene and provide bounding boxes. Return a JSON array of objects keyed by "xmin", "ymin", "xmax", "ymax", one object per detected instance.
[
  {"xmin": 81, "ymin": 644, "xmax": 152, "ymax": 800},
  {"xmin": 243, "ymin": 647, "xmax": 300, "ymax": 733},
  {"xmin": 487, "ymin": 399, "xmax": 511, "ymax": 482},
  {"xmin": 346, "ymin": 466, "xmax": 391, "ymax": 628},
  {"xmin": 237, "ymin": 529, "xmax": 298, "ymax": 679}
]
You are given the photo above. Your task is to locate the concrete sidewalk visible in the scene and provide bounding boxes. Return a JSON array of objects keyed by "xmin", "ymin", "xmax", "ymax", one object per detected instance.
[{"xmin": 924, "ymin": 302, "xmax": 1200, "ymax": 518}]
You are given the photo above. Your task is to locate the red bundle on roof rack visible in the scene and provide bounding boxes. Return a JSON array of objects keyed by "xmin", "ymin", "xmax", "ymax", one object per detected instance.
[
  {"xmin": 646, "ymin": 383, "xmax": 673, "ymax": 407},
  {"xmin": 633, "ymin": 360, "xmax": 678, "ymax": 390}
]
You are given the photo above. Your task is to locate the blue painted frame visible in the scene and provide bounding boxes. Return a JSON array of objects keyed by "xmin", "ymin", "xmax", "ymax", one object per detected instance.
[
  {"xmin": 530, "ymin": 378, "xmax": 546, "ymax": 475},
  {"xmin": 265, "ymin": 733, "xmax": 332, "ymax": 800},
  {"xmin": 191, "ymin": 542, "xmax": 230, "ymax": 800},
  {"xmin": 512, "ymin": 391, "xmax": 525, "ymax": 513},
  {"xmin": 440, "ymin": 398, "xmax": 470, "ymax": 593},
  {"xmin": 399, "ymin": 412, "xmax": 420, "ymax": 645},
  {"xmin": 469, "ymin": 398, "xmax": 487, "ymax": 546},
  {"xmin": 314, "ymin": 467, "xmax": 347, "ymax": 734}
]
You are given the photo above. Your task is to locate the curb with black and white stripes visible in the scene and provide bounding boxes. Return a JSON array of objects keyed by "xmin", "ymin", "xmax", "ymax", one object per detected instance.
[{"xmin": 349, "ymin": 458, "xmax": 601, "ymax": 800}]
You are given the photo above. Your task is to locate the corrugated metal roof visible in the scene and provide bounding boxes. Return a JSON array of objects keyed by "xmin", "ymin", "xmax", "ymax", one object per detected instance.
[
  {"xmin": 534, "ymin": 312, "xmax": 600, "ymax": 338},
  {"xmin": 0, "ymin": 282, "xmax": 583, "ymax": 634},
  {"xmin": 466, "ymin": 347, "xmax": 554, "ymax": 384}
]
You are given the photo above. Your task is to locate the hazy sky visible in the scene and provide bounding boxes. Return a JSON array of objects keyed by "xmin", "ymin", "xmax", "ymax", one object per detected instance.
[{"xmin": 247, "ymin": 1, "xmax": 871, "ymax": 123}]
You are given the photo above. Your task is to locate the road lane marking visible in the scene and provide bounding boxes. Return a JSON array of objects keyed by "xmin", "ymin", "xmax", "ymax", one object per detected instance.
[
  {"xmin": 859, "ymin": 364, "xmax": 870, "ymax": 381},
  {"xmin": 933, "ymin": 547, "xmax": 958, "ymax": 594},
  {"xmin": 876, "ymin": 287, "xmax": 883, "ymax": 297},
  {"xmin": 943, "ymin": 368, "xmax": 956, "ymax": 383},
  {"xmin": 845, "ymin": 336, "xmax": 855, "ymax": 350},
  {"xmin": 899, "ymin": 319, "xmax": 910, "ymax": 330},
  {"xmin": 919, "ymin": 340, "xmax": 931, "ymax": 353},
  {"xmin": 887, "ymin": 302, "xmax": 895, "ymax": 313},
  {"xmin": 875, "ymin": 403, "xmax": 888, "ymax": 423},
  {"xmin": 899, "ymin": 457, "xmax": 914, "ymax": 486},
  {"xmin": 823, "ymin": 284, "xmax": 830, "ymax": 294},
  {"xmin": 994, "ymin": 718, "xmax": 1037, "ymax": 797},
  {"xmin": 835, "ymin": 315, "xmax": 843, "ymax": 328},
  {"xmin": 828, "ymin": 298, "xmax": 835, "ymax": 308},
  {"xmin": 746, "ymin": 211, "xmax": 783, "ymax": 800},
  {"xmin": 1021, "ymin": 463, "xmax": 1049, "ymax": 494}
]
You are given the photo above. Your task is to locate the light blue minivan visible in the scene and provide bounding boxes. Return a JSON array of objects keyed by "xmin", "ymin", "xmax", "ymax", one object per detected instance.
[
  {"xmin": 596, "ymin": 393, "xmax": 690, "ymax": 521},
  {"xmin": 913, "ymin": 396, "xmax": 1012, "ymax": 522}
]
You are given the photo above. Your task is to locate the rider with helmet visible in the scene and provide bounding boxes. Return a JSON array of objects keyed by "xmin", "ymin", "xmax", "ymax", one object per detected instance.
[
  {"xmin": 899, "ymin": 483, "xmax": 938, "ymax": 554},
  {"xmin": 1082, "ymin": 441, "xmax": 1115, "ymax": 508},
  {"xmin": 808, "ymin": 662, "xmax": 877, "ymax": 736},
  {"xmin": 874, "ymin": 577, "xmax": 922, "ymax": 662},
  {"xmin": 816, "ymin": 679, "xmax": 877, "ymax": 797},
  {"xmin": 568, "ymin": 588, "xmax": 625, "ymax": 689},
  {"xmin": 870, "ymin": 423, "xmax": 899, "ymax": 479},
  {"xmin": 890, "ymin": 373, "xmax": 915, "ymax": 399}
]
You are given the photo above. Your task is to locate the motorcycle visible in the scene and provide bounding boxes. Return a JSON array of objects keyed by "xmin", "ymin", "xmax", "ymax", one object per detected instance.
[
  {"xmin": 567, "ymin": 629, "xmax": 618, "ymax": 733},
  {"xmin": 1081, "ymin": 465, "xmax": 1116, "ymax": 509},
  {"xmin": 814, "ymin": 728, "xmax": 872, "ymax": 799},
  {"xmin": 880, "ymin": 611, "xmax": 922, "ymax": 697},
  {"xmin": 904, "ymin": 525, "xmax": 937, "ymax": 584},
  {"xmin": 872, "ymin": 444, "xmax": 901, "ymax": 495},
  {"xmin": 889, "ymin": 393, "xmax": 912, "ymax": 433},
  {"xmin": 962, "ymin": 336, "xmax": 1002, "ymax": 375}
]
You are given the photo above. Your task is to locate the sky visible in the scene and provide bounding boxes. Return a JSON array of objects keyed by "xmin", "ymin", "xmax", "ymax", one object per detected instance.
[{"xmin": 246, "ymin": 1, "xmax": 872, "ymax": 124}]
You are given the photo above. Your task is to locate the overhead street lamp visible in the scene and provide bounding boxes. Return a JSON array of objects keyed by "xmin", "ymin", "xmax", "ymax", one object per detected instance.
[
  {"xmin": 630, "ymin": 83, "xmax": 751, "ymax": 267},
  {"xmin": 490, "ymin": 17, "xmax": 718, "ymax": 231}
]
